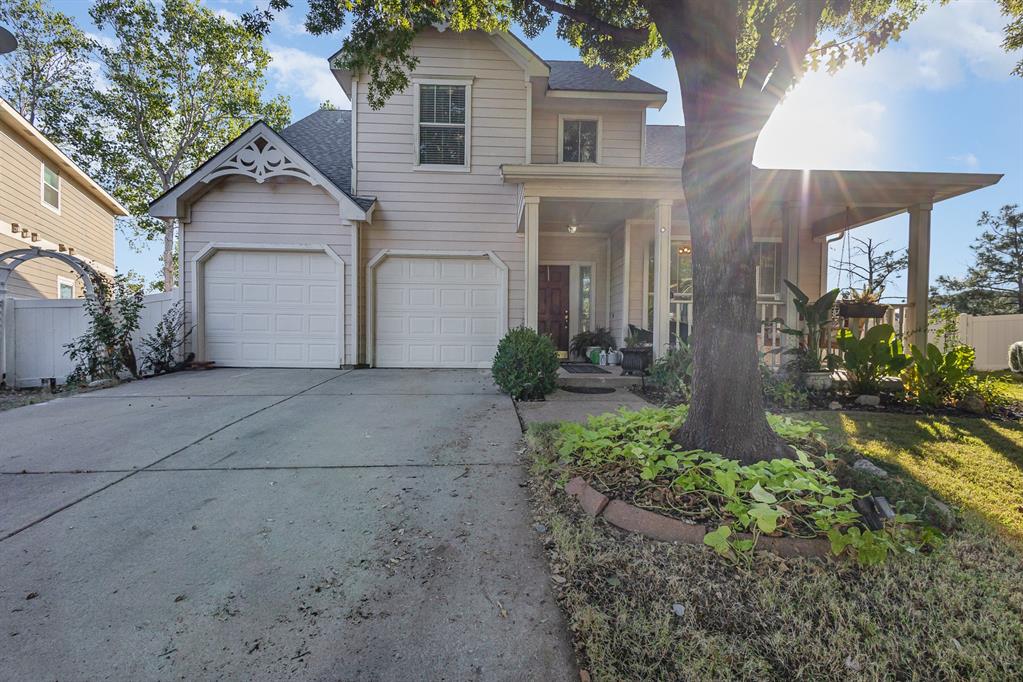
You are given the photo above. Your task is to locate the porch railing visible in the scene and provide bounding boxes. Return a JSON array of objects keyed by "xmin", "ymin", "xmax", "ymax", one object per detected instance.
[
  {"xmin": 669, "ymin": 299, "xmax": 785, "ymax": 366},
  {"xmin": 667, "ymin": 301, "xmax": 910, "ymax": 369}
]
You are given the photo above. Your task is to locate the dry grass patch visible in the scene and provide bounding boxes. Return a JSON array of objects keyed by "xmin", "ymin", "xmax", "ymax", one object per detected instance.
[{"xmin": 527, "ymin": 421, "xmax": 1023, "ymax": 681}]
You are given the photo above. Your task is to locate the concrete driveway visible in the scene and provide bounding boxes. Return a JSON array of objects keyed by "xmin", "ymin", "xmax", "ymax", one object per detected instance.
[{"xmin": 0, "ymin": 369, "xmax": 575, "ymax": 681}]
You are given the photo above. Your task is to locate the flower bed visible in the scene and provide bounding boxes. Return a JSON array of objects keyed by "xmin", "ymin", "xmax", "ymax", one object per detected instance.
[{"xmin": 549, "ymin": 406, "xmax": 943, "ymax": 565}]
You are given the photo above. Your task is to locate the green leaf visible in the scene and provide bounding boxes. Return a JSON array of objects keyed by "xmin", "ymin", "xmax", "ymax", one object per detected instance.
[
  {"xmin": 749, "ymin": 482, "xmax": 777, "ymax": 504},
  {"xmin": 703, "ymin": 525, "xmax": 733, "ymax": 555},
  {"xmin": 748, "ymin": 503, "xmax": 786, "ymax": 534},
  {"xmin": 714, "ymin": 469, "xmax": 737, "ymax": 498}
]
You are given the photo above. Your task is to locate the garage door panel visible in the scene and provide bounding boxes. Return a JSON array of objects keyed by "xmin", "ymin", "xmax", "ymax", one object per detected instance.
[
  {"xmin": 375, "ymin": 256, "xmax": 502, "ymax": 368},
  {"xmin": 204, "ymin": 250, "xmax": 342, "ymax": 368}
]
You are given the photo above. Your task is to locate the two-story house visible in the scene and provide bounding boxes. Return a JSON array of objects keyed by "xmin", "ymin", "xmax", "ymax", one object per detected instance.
[
  {"xmin": 1, "ymin": 97, "xmax": 124, "ymax": 299},
  {"xmin": 151, "ymin": 29, "xmax": 1000, "ymax": 370}
]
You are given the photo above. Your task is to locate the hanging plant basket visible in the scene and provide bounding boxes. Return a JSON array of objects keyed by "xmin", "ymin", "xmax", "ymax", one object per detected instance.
[{"xmin": 838, "ymin": 301, "xmax": 889, "ymax": 319}]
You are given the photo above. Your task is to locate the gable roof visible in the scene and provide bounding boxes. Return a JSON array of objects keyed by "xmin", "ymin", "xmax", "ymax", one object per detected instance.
[
  {"xmin": 149, "ymin": 119, "xmax": 374, "ymax": 221},
  {"xmin": 547, "ymin": 60, "xmax": 666, "ymax": 95},
  {"xmin": 644, "ymin": 125, "xmax": 685, "ymax": 167},
  {"xmin": 0, "ymin": 97, "xmax": 128, "ymax": 216},
  {"xmin": 280, "ymin": 109, "xmax": 373, "ymax": 210}
]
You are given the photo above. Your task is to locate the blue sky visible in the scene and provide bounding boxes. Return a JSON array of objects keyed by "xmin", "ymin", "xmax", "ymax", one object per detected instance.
[{"xmin": 62, "ymin": 0, "xmax": 1022, "ymax": 299}]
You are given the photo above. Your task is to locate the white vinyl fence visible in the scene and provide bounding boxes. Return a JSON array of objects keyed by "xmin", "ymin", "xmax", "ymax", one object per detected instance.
[
  {"xmin": 957, "ymin": 313, "xmax": 1023, "ymax": 371},
  {"xmin": 0, "ymin": 291, "xmax": 178, "ymax": 389}
]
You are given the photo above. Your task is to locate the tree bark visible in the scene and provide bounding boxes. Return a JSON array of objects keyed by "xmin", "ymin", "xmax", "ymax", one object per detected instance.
[
  {"xmin": 649, "ymin": 0, "xmax": 792, "ymax": 464},
  {"xmin": 162, "ymin": 217, "xmax": 175, "ymax": 290}
]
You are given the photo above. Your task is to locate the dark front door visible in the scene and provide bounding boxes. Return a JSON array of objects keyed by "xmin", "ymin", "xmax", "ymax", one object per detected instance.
[{"xmin": 538, "ymin": 265, "xmax": 570, "ymax": 354}]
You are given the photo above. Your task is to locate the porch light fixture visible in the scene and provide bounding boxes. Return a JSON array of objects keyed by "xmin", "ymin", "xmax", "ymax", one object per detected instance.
[
  {"xmin": 677, "ymin": 245, "xmax": 692, "ymax": 255},
  {"xmin": 567, "ymin": 223, "xmax": 578, "ymax": 234}
]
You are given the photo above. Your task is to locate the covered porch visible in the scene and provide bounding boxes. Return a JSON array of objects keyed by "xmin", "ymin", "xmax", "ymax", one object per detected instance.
[{"xmin": 503, "ymin": 164, "xmax": 1001, "ymax": 360}]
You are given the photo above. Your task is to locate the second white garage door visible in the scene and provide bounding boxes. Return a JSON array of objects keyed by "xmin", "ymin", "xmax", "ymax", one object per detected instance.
[
  {"xmin": 374, "ymin": 256, "xmax": 503, "ymax": 368},
  {"xmin": 203, "ymin": 249, "xmax": 343, "ymax": 368}
]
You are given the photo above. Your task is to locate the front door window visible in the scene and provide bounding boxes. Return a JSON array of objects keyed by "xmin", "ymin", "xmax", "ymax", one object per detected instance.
[{"xmin": 578, "ymin": 265, "xmax": 592, "ymax": 333}]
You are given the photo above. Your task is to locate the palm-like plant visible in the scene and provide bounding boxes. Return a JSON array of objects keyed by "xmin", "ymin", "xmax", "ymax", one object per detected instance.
[{"xmin": 776, "ymin": 281, "xmax": 841, "ymax": 372}]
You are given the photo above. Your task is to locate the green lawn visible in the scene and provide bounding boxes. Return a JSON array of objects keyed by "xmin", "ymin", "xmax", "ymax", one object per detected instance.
[
  {"xmin": 528, "ymin": 408, "xmax": 1023, "ymax": 680},
  {"xmin": 980, "ymin": 370, "xmax": 1023, "ymax": 403},
  {"xmin": 795, "ymin": 409, "xmax": 1023, "ymax": 539}
]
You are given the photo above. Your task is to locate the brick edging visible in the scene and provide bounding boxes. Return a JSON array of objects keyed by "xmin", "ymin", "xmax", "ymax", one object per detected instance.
[{"xmin": 565, "ymin": 476, "xmax": 832, "ymax": 560}]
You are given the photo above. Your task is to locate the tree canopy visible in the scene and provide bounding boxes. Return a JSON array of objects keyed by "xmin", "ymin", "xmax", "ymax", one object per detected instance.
[
  {"xmin": 934, "ymin": 205, "xmax": 1023, "ymax": 315},
  {"xmin": 90, "ymin": 0, "xmax": 290, "ymax": 287}
]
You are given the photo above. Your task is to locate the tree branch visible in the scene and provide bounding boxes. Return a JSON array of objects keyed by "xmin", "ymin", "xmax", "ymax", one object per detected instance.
[{"xmin": 532, "ymin": 0, "xmax": 650, "ymax": 48}]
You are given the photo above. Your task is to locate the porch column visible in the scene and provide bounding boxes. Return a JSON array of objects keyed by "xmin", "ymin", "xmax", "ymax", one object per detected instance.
[
  {"xmin": 524, "ymin": 196, "xmax": 540, "ymax": 329},
  {"xmin": 782, "ymin": 203, "xmax": 800, "ymax": 334},
  {"xmin": 652, "ymin": 199, "xmax": 672, "ymax": 357},
  {"xmin": 906, "ymin": 202, "xmax": 932, "ymax": 350}
]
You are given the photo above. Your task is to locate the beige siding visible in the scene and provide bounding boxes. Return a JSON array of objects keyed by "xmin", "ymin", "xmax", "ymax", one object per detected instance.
[
  {"xmin": 357, "ymin": 29, "xmax": 528, "ymax": 330},
  {"xmin": 181, "ymin": 176, "xmax": 354, "ymax": 365},
  {"xmin": 531, "ymin": 102, "xmax": 644, "ymax": 166},
  {"xmin": 0, "ymin": 233, "xmax": 85, "ymax": 299},
  {"xmin": 0, "ymin": 119, "xmax": 115, "ymax": 299}
]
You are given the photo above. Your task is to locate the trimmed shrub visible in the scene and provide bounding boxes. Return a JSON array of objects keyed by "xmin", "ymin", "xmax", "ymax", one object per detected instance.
[
  {"xmin": 1010, "ymin": 341, "xmax": 1023, "ymax": 374},
  {"xmin": 492, "ymin": 327, "xmax": 559, "ymax": 400}
]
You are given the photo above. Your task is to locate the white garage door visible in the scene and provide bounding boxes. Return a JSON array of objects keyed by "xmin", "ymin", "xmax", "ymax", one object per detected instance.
[
  {"xmin": 203, "ymin": 249, "xmax": 342, "ymax": 368},
  {"xmin": 375, "ymin": 256, "xmax": 502, "ymax": 368}
]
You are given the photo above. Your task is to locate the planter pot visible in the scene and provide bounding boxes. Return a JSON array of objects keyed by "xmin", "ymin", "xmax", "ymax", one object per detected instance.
[
  {"xmin": 585, "ymin": 346, "xmax": 602, "ymax": 363},
  {"xmin": 620, "ymin": 347, "xmax": 653, "ymax": 376},
  {"xmin": 607, "ymin": 350, "xmax": 621, "ymax": 366},
  {"xmin": 803, "ymin": 371, "xmax": 833, "ymax": 392},
  {"xmin": 838, "ymin": 301, "xmax": 889, "ymax": 319}
]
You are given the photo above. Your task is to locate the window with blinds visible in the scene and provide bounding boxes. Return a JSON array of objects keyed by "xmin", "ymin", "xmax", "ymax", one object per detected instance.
[
  {"xmin": 561, "ymin": 119, "xmax": 598, "ymax": 163},
  {"xmin": 417, "ymin": 83, "xmax": 468, "ymax": 167}
]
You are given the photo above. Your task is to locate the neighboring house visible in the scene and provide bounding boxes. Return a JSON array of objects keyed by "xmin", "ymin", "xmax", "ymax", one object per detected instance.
[
  {"xmin": 0, "ymin": 97, "xmax": 125, "ymax": 298},
  {"xmin": 150, "ymin": 29, "xmax": 1001, "ymax": 369}
]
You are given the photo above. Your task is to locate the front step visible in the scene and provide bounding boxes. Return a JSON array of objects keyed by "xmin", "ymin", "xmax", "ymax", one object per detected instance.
[{"xmin": 557, "ymin": 364, "xmax": 643, "ymax": 389}]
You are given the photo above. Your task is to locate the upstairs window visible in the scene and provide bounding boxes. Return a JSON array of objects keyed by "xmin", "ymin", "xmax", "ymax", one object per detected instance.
[
  {"xmin": 42, "ymin": 162, "xmax": 60, "ymax": 211},
  {"xmin": 560, "ymin": 117, "xmax": 599, "ymax": 163},
  {"xmin": 415, "ymin": 81, "xmax": 470, "ymax": 169}
]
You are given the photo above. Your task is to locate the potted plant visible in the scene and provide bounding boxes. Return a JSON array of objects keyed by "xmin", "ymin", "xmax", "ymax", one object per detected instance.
[
  {"xmin": 833, "ymin": 236, "xmax": 907, "ymax": 319},
  {"xmin": 777, "ymin": 280, "xmax": 841, "ymax": 391},
  {"xmin": 569, "ymin": 327, "xmax": 615, "ymax": 362},
  {"xmin": 620, "ymin": 333, "xmax": 653, "ymax": 376}
]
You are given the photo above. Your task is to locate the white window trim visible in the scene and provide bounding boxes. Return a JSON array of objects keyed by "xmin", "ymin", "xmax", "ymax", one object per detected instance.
[
  {"xmin": 41, "ymin": 161, "xmax": 61, "ymax": 214},
  {"xmin": 57, "ymin": 275, "xmax": 75, "ymax": 299},
  {"xmin": 557, "ymin": 114, "xmax": 602, "ymax": 165},
  {"xmin": 412, "ymin": 77, "xmax": 473, "ymax": 173}
]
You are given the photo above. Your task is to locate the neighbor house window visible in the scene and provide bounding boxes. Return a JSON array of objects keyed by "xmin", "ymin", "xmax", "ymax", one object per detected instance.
[
  {"xmin": 415, "ymin": 81, "xmax": 470, "ymax": 168},
  {"xmin": 560, "ymin": 118, "xmax": 599, "ymax": 163},
  {"xmin": 57, "ymin": 276, "xmax": 75, "ymax": 299},
  {"xmin": 42, "ymin": 162, "xmax": 60, "ymax": 211}
]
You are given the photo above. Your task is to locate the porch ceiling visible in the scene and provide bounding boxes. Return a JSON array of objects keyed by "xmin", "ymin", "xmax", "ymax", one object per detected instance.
[{"xmin": 538, "ymin": 198, "xmax": 651, "ymax": 234}]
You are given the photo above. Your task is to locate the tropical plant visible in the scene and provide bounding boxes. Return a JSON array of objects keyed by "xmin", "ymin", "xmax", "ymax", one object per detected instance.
[
  {"xmin": 139, "ymin": 300, "xmax": 193, "ymax": 375},
  {"xmin": 623, "ymin": 333, "xmax": 648, "ymax": 349},
  {"xmin": 1011, "ymin": 341, "xmax": 1023, "ymax": 374},
  {"xmin": 569, "ymin": 327, "xmax": 615, "ymax": 359},
  {"xmin": 249, "ymin": 0, "xmax": 933, "ymax": 464},
  {"xmin": 776, "ymin": 281, "xmax": 841, "ymax": 372},
  {"xmin": 834, "ymin": 324, "xmax": 911, "ymax": 395},
  {"xmin": 65, "ymin": 274, "xmax": 144, "ymax": 384},
  {"xmin": 647, "ymin": 341, "xmax": 693, "ymax": 403},
  {"xmin": 904, "ymin": 343, "xmax": 977, "ymax": 407},
  {"xmin": 492, "ymin": 326, "xmax": 559, "ymax": 400}
]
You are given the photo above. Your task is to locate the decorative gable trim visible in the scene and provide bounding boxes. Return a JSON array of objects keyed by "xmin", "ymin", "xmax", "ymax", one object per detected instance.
[
  {"xmin": 204, "ymin": 136, "xmax": 316, "ymax": 185},
  {"xmin": 149, "ymin": 121, "xmax": 371, "ymax": 222}
]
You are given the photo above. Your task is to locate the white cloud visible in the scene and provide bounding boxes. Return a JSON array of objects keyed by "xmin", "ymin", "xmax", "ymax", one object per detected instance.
[
  {"xmin": 267, "ymin": 44, "xmax": 349, "ymax": 109},
  {"xmin": 213, "ymin": 8, "xmax": 241, "ymax": 23},
  {"xmin": 949, "ymin": 152, "xmax": 980, "ymax": 169},
  {"xmin": 755, "ymin": 0, "xmax": 1016, "ymax": 169}
]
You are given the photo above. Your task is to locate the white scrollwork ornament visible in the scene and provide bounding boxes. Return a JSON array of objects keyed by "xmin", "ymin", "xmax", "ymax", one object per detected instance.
[{"xmin": 204, "ymin": 137, "xmax": 315, "ymax": 184}]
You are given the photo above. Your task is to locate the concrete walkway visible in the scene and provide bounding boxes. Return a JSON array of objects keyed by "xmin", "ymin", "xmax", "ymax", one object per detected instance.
[
  {"xmin": 516, "ymin": 386, "xmax": 651, "ymax": 426},
  {"xmin": 0, "ymin": 369, "xmax": 575, "ymax": 681}
]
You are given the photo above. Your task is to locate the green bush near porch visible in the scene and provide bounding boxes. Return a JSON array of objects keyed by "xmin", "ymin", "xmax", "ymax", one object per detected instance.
[{"xmin": 492, "ymin": 326, "xmax": 559, "ymax": 400}]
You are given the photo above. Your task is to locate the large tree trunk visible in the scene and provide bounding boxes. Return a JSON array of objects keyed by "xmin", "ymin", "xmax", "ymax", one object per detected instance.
[
  {"xmin": 650, "ymin": 0, "xmax": 792, "ymax": 464},
  {"xmin": 162, "ymin": 217, "xmax": 175, "ymax": 290}
]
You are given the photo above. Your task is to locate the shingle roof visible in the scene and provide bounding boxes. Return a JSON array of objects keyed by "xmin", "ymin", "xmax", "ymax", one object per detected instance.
[
  {"xmin": 546, "ymin": 60, "xmax": 666, "ymax": 95},
  {"xmin": 281, "ymin": 109, "xmax": 375, "ymax": 210},
  {"xmin": 644, "ymin": 125, "xmax": 685, "ymax": 167}
]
